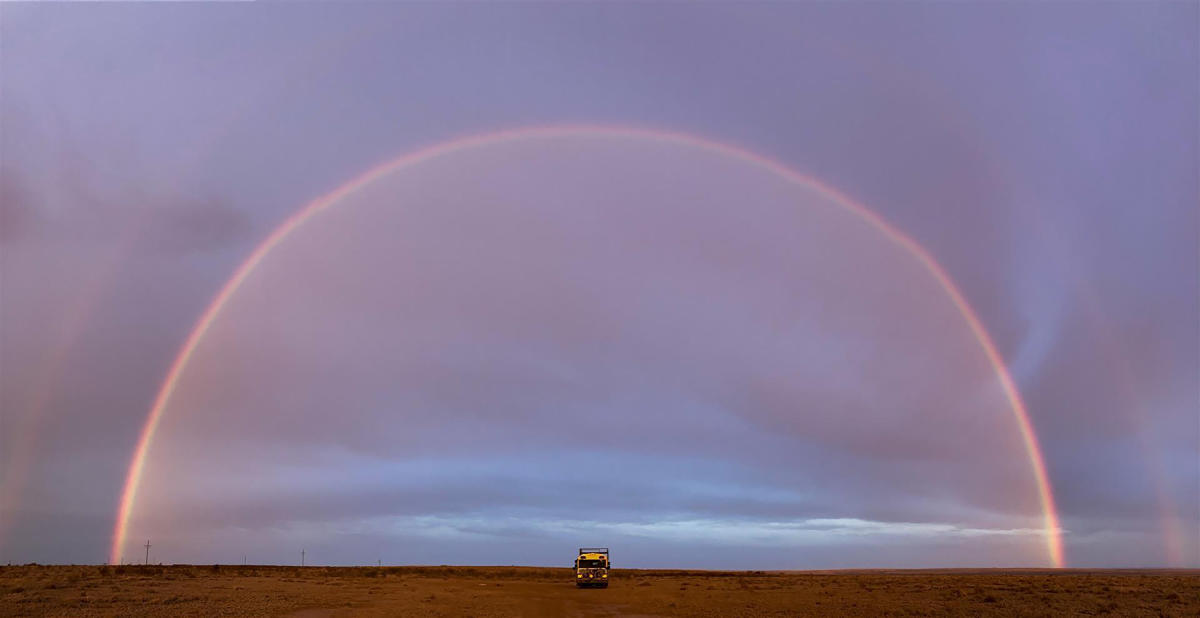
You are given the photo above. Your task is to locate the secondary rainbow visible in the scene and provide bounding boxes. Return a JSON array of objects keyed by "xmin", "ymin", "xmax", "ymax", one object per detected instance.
[{"xmin": 110, "ymin": 125, "xmax": 1064, "ymax": 567}]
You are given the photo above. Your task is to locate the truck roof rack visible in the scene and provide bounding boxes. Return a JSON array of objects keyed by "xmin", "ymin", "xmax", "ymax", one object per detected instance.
[{"xmin": 578, "ymin": 547, "xmax": 609, "ymax": 555}]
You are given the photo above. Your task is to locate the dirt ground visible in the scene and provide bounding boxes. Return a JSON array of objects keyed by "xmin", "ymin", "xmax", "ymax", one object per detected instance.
[{"xmin": 1, "ymin": 565, "xmax": 1196, "ymax": 617}]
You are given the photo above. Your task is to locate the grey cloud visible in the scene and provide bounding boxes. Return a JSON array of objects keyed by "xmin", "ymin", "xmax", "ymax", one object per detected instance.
[
  {"xmin": 136, "ymin": 196, "xmax": 253, "ymax": 255},
  {"xmin": 0, "ymin": 168, "xmax": 37, "ymax": 244}
]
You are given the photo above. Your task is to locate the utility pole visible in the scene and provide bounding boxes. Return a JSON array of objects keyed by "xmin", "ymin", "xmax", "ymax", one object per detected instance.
[
  {"xmin": 301, "ymin": 549, "xmax": 305, "ymax": 567},
  {"xmin": 144, "ymin": 540, "xmax": 151, "ymax": 565},
  {"xmin": 243, "ymin": 555, "xmax": 247, "ymax": 566}
]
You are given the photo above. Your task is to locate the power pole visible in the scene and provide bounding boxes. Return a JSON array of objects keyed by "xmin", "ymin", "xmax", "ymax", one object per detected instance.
[
  {"xmin": 144, "ymin": 540, "xmax": 151, "ymax": 565},
  {"xmin": 301, "ymin": 549, "xmax": 305, "ymax": 567}
]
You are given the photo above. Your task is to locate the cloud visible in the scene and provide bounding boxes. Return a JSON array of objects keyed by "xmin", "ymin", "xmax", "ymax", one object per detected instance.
[
  {"xmin": 0, "ymin": 167, "xmax": 37, "ymax": 244},
  {"xmin": 137, "ymin": 196, "xmax": 252, "ymax": 255}
]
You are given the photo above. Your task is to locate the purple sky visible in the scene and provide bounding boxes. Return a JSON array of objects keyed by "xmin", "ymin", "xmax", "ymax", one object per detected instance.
[{"xmin": 1, "ymin": 3, "xmax": 1196, "ymax": 568}]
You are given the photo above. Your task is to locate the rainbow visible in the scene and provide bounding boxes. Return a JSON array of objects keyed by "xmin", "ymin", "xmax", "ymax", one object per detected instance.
[{"xmin": 110, "ymin": 125, "xmax": 1064, "ymax": 567}]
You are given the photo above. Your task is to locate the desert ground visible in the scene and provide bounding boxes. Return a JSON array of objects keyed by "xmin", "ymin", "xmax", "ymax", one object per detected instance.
[{"xmin": 1, "ymin": 565, "xmax": 1196, "ymax": 617}]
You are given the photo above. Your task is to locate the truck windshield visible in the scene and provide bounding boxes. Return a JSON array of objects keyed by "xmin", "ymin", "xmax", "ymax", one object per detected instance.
[{"xmin": 577, "ymin": 560, "xmax": 607, "ymax": 568}]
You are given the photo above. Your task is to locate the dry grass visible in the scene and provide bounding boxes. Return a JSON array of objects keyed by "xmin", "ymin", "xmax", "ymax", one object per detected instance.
[{"xmin": 0, "ymin": 564, "xmax": 1196, "ymax": 616}]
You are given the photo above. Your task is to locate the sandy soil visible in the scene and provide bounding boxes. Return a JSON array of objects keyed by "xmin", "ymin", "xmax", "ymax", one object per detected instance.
[{"xmin": 1, "ymin": 565, "xmax": 1196, "ymax": 616}]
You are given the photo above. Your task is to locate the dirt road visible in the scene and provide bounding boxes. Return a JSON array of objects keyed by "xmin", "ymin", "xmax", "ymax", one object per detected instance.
[{"xmin": 2, "ymin": 565, "xmax": 1196, "ymax": 616}]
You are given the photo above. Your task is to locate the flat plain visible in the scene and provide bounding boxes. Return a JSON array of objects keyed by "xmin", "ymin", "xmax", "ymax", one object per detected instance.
[{"xmin": 1, "ymin": 565, "xmax": 1196, "ymax": 617}]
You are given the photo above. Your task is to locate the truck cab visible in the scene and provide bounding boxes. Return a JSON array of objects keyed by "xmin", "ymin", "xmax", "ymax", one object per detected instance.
[{"xmin": 574, "ymin": 547, "xmax": 609, "ymax": 588}]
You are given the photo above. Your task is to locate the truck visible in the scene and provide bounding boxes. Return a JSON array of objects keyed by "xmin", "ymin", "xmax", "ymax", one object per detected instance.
[{"xmin": 574, "ymin": 547, "xmax": 610, "ymax": 588}]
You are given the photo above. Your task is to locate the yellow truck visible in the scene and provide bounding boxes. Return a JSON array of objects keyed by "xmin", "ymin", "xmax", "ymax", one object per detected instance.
[{"xmin": 574, "ymin": 547, "xmax": 610, "ymax": 588}]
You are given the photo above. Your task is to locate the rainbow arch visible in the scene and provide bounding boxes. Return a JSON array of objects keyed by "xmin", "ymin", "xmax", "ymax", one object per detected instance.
[{"xmin": 110, "ymin": 125, "xmax": 1064, "ymax": 567}]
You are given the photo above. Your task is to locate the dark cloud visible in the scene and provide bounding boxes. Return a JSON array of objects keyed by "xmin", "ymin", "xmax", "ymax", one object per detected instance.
[
  {"xmin": 137, "ymin": 196, "xmax": 252, "ymax": 255},
  {"xmin": 0, "ymin": 168, "xmax": 36, "ymax": 244}
]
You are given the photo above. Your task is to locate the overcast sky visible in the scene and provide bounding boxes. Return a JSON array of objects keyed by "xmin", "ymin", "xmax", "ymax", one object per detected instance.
[{"xmin": 1, "ymin": 3, "xmax": 1196, "ymax": 568}]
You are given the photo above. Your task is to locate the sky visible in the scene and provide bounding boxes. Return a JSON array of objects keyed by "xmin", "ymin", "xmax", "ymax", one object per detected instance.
[{"xmin": 0, "ymin": 3, "xmax": 1196, "ymax": 569}]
